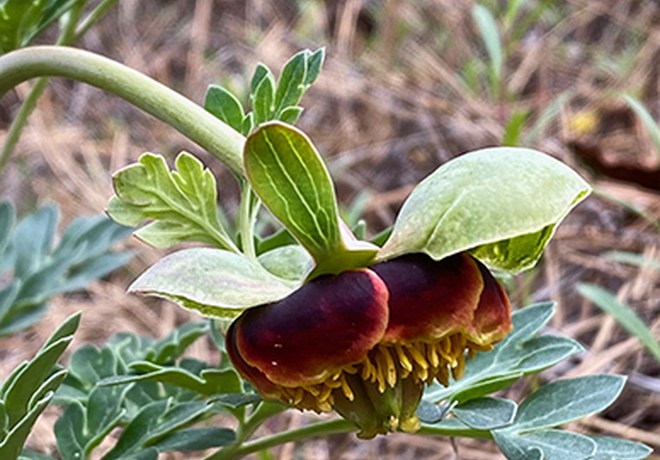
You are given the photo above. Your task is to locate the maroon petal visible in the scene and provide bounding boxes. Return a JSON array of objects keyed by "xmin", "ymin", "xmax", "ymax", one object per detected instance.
[
  {"xmin": 230, "ymin": 269, "xmax": 389, "ymax": 387},
  {"xmin": 467, "ymin": 259, "xmax": 512, "ymax": 346},
  {"xmin": 371, "ymin": 253, "xmax": 484, "ymax": 343}
]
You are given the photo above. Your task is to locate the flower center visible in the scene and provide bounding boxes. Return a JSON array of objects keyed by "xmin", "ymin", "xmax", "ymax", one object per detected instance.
[{"xmin": 273, "ymin": 333, "xmax": 492, "ymax": 414}]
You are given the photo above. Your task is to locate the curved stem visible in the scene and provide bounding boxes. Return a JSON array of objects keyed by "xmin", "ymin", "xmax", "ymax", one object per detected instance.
[
  {"xmin": 206, "ymin": 419, "xmax": 354, "ymax": 460},
  {"xmin": 0, "ymin": 46, "xmax": 246, "ymax": 176},
  {"xmin": 207, "ymin": 418, "xmax": 492, "ymax": 460}
]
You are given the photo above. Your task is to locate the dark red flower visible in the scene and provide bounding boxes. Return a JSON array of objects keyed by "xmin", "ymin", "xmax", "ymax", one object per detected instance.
[{"xmin": 226, "ymin": 253, "xmax": 511, "ymax": 438}]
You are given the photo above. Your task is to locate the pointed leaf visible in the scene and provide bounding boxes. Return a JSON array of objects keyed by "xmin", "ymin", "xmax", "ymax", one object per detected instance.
[
  {"xmin": 150, "ymin": 427, "xmax": 235, "ymax": 452},
  {"xmin": 129, "ymin": 248, "xmax": 298, "ymax": 318},
  {"xmin": 379, "ymin": 148, "xmax": 591, "ymax": 273},
  {"xmin": 589, "ymin": 435, "xmax": 652, "ymax": 460},
  {"xmin": 511, "ymin": 375, "xmax": 626, "ymax": 432},
  {"xmin": 244, "ymin": 122, "xmax": 377, "ymax": 277},
  {"xmin": 494, "ymin": 430, "xmax": 595, "ymax": 460},
  {"xmin": 205, "ymin": 85, "xmax": 245, "ymax": 131},
  {"xmin": 452, "ymin": 397, "xmax": 517, "ymax": 430}
]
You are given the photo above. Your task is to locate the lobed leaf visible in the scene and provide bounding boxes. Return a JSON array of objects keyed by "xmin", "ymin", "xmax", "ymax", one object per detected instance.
[
  {"xmin": 378, "ymin": 148, "xmax": 590, "ymax": 273},
  {"xmin": 107, "ymin": 152, "xmax": 236, "ymax": 251}
]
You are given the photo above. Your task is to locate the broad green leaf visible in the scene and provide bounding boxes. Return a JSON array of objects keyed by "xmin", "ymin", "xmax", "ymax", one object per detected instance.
[
  {"xmin": 258, "ymin": 245, "xmax": 313, "ymax": 280},
  {"xmin": 510, "ymin": 375, "xmax": 625, "ymax": 432},
  {"xmin": 150, "ymin": 427, "xmax": 235, "ymax": 452},
  {"xmin": 578, "ymin": 284, "xmax": 660, "ymax": 361},
  {"xmin": 379, "ymin": 148, "xmax": 590, "ymax": 273},
  {"xmin": 451, "ymin": 397, "xmax": 517, "ymax": 430},
  {"xmin": 244, "ymin": 122, "xmax": 377, "ymax": 278},
  {"xmin": 494, "ymin": 430, "xmax": 595, "ymax": 460},
  {"xmin": 108, "ymin": 152, "xmax": 237, "ymax": 251},
  {"xmin": 205, "ymin": 85, "xmax": 245, "ymax": 132},
  {"xmin": 129, "ymin": 248, "xmax": 299, "ymax": 318},
  {"xmin": 278, "ymin": 105, "xmax": 304, "ymax": 124},
  {"xmin": 589, "ymin": 435, "xmax": 652, "ymax": 460}
]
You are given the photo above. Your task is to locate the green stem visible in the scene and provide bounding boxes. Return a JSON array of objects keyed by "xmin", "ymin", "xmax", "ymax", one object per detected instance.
[
  {"xmin": 239, "ymin": 182, "xmax": 258, "ymax": 259},
  {"xmin": 207, "ymin": 418, "xmax": 492, "ymax": 460},
  {"xmin": 0, "ymin": 46, "xmax": 246, "ymax": 177},
  {"xmin": 206, "ymin": 419, "xmax": 354, "ymax": 460},
  {"xmin": 74, "ymin": 0, "xmax": 120, "ymax": 39}
]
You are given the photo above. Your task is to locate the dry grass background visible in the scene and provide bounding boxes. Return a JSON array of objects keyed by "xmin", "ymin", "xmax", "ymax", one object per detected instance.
[{"xmin": 0, "ymin": 0, "xmax": 659, "ymax": 458}]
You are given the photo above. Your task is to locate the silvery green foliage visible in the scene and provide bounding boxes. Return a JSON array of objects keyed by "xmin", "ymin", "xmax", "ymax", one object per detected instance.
[{"xmin": 0, "ymin": 202, "xmax": 133, "ymax": 336}]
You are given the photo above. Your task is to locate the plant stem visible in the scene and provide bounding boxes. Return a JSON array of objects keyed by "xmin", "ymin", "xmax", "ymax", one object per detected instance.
[
  {"xmin": 0, "ymin": 0, "xmax": 87, "ymax": 173},
  {"xmin": 74, "ymin": 0, "xmax": 120, "ymax": 40},
  {"xmin": 0, "ymin": 46, "xmax": 246, "ymax": 177},
  {"xmin": 207, "ymin": 418, "xmax": 492, "ymax": 460},
  {"xmin": 206, "ymin": 419, "xmax": 354, "ymax": 460},
  {"xmin": 239, "ymin": 182, "xmax": 258, "ymax": 258}
]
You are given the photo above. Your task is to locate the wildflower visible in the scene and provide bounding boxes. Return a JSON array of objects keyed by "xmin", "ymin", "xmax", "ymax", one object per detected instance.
[{"xmin": 226, "ymin": 253, "xmax": 511, "ymax": 438}]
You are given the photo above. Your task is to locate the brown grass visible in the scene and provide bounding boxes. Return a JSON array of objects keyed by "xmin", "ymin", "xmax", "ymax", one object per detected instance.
[{"xmin": 1, "ymin": 0, "xmax": 659, "ymax": 458}]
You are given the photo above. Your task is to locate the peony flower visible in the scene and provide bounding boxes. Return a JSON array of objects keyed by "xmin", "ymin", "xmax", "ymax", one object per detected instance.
[{"xmin": 226, "ymin": 252, "xmax": 511, "ymax": 438}]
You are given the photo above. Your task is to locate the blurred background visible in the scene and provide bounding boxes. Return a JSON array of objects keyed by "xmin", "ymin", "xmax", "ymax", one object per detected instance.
[{"xmin": 0, "ymin": 0, "xmax": 658, "ymax": 458}]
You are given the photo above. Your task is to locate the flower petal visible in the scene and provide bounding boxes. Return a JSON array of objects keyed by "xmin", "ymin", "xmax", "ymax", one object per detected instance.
[
  {"xmin": 230, "ymin": 269, "xmax": 389, "ymax": 387},
  {"xmin": 467, "ymin": 259, "xmax": 512, "ymax": 345},
  {"xmin": 371, "ymin": 253, "xmax": 484, "ymax": 342}
]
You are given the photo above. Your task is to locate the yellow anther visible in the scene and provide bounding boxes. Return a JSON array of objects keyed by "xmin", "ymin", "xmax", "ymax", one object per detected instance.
[
  {"xmin": 395, "ymin": 344, "xmax": 413, "ymax": 372},
  {"xmin": 340, "ymin": 374, "xmax": 355, "ymax": 401}
]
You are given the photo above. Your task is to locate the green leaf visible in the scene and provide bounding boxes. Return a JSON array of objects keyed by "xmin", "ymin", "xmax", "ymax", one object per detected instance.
[
  {"xmin": 425, "ymin": 302, "xmax": 582, "ymax": 403},
  {"xmin": 379, "ymin": 148, "xmax": 590, "ymax": 273},
  {"xmin": 494, "ymin": 430, "xmax": 596, "ymax": 460},
  {"xmin": 101, "ymin": 362, "xmax": 242, "ymax": 397},
  {"xmin": 19, "ymin": 449, "xmax": 57, "ymax": 460},
  {"xmin": 278, "ymin": 105, "xmax": 304, "ymax": 124},
  {"xmin": 258, "ymin": 245, "xmax": 312, "ymax": 281},
  {"xmin": 509, "ymin": 375, "xmax": 625, "ymax": 432},
  {"xmin": 146, "ymin": 322, "xmax": 209, "ymax": 365},
  {"xmin": 0, "ymin": 202, "xmax": 14, "ymax": 256},
  {"xmin": 108, "ymin": 152, "xmax": 237, "ymax": 251},
  {"xmin": 578, "ymin": 284, "xmax": 660, "ymax": 361},
  {"xmin": 502, "ymin": 109, "xmax": 529, "ymax": 146},
  {"xmin": 589, "ymin": 435, "xmax": 652, "ymax": 460},
  {"xmin": 129, "ymin": 247, "xmax": 298, "ymax": 318},
  {"xmin": 451, "ymin": 397, "xmax": 517, "ymax": 430},
  {"xmin": 604, "ymin": 251, "xmax": 660, "ymax": 270},
  {"xmin": 54, "ymin": 386, "xmax": 129, "ymax": 460},
  {"xmin": 101, "ymin": 399, "xmax": 213, "ymax": 459},
  {"xmin": 205, "ymin": 85, "xmax": 245, "ymax": 132},
  {"xmin": 250, "ymin": 63, "xmax": 272, "ymax": 94},
  {"xmin": 252, "ymin": 72, "xmax": 276, "ymax": 124},
  {"xmin": 274, "ymin": 50, "xmax": 307, "ymax": 113},
  {"xmin": 244, "ymin": 122, "xmax": 378, "ymax": 278},
  {"xmin": 149, "ymin": 427, "xmax": 235, "ymax": 452},
  {"xmin": 0, "ymin": 314, "xmax": 79, "ymax": 460}
]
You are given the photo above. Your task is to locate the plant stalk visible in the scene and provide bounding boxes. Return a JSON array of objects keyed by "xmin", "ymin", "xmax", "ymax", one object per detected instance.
[
  {"xmin": 206, "ymin": 418, "xmax": 493, "ymax": 460},
  {"xmin": 0, "ymin": 46, "xmax": 246, "ymax": 177}
]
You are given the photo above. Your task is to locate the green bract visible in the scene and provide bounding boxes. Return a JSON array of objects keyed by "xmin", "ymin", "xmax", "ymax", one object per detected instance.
[
  {"xmin": 128, "ymin": 248, "xmax": 299, "ymax": 319},
  {"xmin": 244, "ymin": 122, "xmax": 378, "ymax": 278},
  {"xmin": 378, "ymin": 147, "xmax": 591, "ymax": 272}
]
